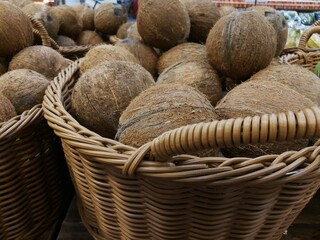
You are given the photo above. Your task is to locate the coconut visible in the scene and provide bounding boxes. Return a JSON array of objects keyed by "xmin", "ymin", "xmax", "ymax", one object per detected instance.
[
  {"xmin": 116, "ymin": 84, "xmax": 218, "ymax": 148},
  {"xmin": 73, "ymin": 4, "xmax": 94, "ymax": 31},
  {"xmin": 137, "ymin": 0, "xmax": 190, "ymax": 50},
  {"xmin": 248, "ymin": 6, "xmax": 276, "ymax": 15},
  {"xmin": 249, "ymin": 64, "xmax": 320, "ymax": 104},
  {"xmin": 9, "ymin": 45, "xmax": 69, "ymax": 79},
  {"xmin": 76, "ymin": 30, "xmax": 104, "ymax": 45},
  {"xmin": 80, "ymin": 44, "xmax": 138, "ymax": 73},
  {"xmin": 126, "ymin": 23, "xmax": 141, "ymax": 41},
  {"xmin": 157, "ymin": 42, "xmax": 208, "ymax": 74},
  {"xmin": 94, "ymin": 2, "xmax": 128, "ymax": 35},
  {"xmin": 0, "ymin": 58, "xmax": 8, "ymax": 76},
  {"xmin": 219, "ymin": 6, "xmax": 236, "ymax": 17},
  {"xmin": 0, "ymin": 69, "xmax": 49, "ymax": 114},
  {"xmin": 206, "ymin": 10, "xmax": 277, "ymax": 82},
  {"xmin": 157, "ymin": 61, "xmax": 222, "ymax": 106},
  {"xmin": 215, "ymin": 80, "xmax": 315, "ymax": 158},
  {"xmin": 116, "ymin": 22, "xmax": 134, "ymax": 39},
  {"xmin": 55, "ymin": 35, "xmax": 77, "ymax": 47},
  {"xmin": 0, "ymin": 93, "xmax": 16, "ymax": 122},
  {"xmin": 180, "ymin": 0, "xmax": 220, "ymax": 43},
  {"xmin": 6, "ymin": 0, "xmax": 31, "ymax": 8},
  {"xmin": 71, "ymin": 60, "xmax": 155, "ymax": 138},
  {"xmin": 0, "ymin": 2, "xmax": 34, "ymax": 58}
]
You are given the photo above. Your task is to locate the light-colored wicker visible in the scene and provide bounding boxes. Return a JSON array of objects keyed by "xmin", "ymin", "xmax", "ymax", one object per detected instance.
[{"xmin": 43, "ymin": 60, "xmax": 320, "ymax": 240}]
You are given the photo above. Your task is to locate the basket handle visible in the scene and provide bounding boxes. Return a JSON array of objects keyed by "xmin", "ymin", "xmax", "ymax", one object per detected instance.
[
  {"xmin": 298, "ymin": 26, "xmax": 320, "ymax": 49},
  {"xmin": 313, "ymin": 20, "xmax": 320, "ymax": 27}
]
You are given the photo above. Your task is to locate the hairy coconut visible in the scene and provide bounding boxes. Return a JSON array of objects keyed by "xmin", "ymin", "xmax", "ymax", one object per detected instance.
[
  {"xmin": 9, "ymin": 45, "xmax": 69, "ymax": 79},
  {"xmin": 0, "ymin": 69, "xmax": 49, "ymax": 114},
  {"xmin": 215, "ymin": 80, "xmax": 315, "ymax": 158},
  {"xmin": 0, "ymin": 58, "xmax": 8, "ymax": 76},
  {"xmin": 248, "ymin": 6, "xmax": 276, "ymax": 15},
  {"xmin": 180, "ymin": 0, "xmax": 220, "ymax": 43},
  {"xmin": 206, "ymin": 10, "xmax": 277, "ymax": 82},
  {"xmin": 94, "ymin": 2, "xmax": 128, "ymax": 35},
  {"xmin": 0, "ymin": 93, "xmax": 16, "ymax": 122},
  {"xmin": 116, "ymin": 22, "xmax": 134, "ymax": 39},
  {"xmin": 76, "ymin": 30, "xmax": 104, "ymax": 45},
  {"xmin": 0, "ymin": 2, "xmax": 34, "ymax": 58},
  {"xmin": 55, "ymin": 35, "xmax": 77, "ymax": 47},
  {"xmin": 71, "ymin": 60, "xmax": 155, "ymax": 138},
  {"xmin": 137, "ymin": 0, "xmax": 190, "ymax": 50},
  {"xmin": 80, "ymin": 44, "xmax": 138, "ymax": 73},
  {"xmin": 157, "ymin": 42, "xmax": 208, "ymax": 74},
  {"xmin": 219, "ymin": 6, "xmax": 236, "ymax": 17},
  {"xmin": 116, "ymin": 84, "xmax": 218, "ymax": 148},
  {"xmin": 73, "ymin": 4, "xmax": 94, "ymax": 31},
  {"xmin": 249, "ymin": 64, "xmax": 320, "ymax": 104},
  {"xmin": 6, "ymin": 0, "xmax": 31, "ymax": 8}
]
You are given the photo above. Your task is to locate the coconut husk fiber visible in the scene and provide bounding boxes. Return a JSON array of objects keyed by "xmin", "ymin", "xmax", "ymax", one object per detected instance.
[
  {"xmin": 215, "ymin": 80, "xmax": 315, "ymax": 158},
  {"xmin": 219, "ymin": 6, "xmax": 236, "ymax": 17},
  {"xmin": 116, "ymin": 22, "xmax": 134, "ymax": 39},
  {"xmin": 73, "ymin": 4, "xmax": 94, "ymax": 31},
  {"xmin": 0, "ymin": 93, "xmax": 16, "ymax": 123},
  {"xmin": 9, "ymin": 45, "xmax": 69, "ymax": 79},
  {"xmin": 55, "ymin": 35, "xmax": 77, "ymax": 47},
  {"xmin": 0, "ymin": 58, "xmax": 8, "ymax": 76},
  {"xmin": 206, "ymin": 10, "xmax": 277, "ymax": 82},
  {"xmin": 157, "ymin": 42, "xmax": 208, "ymax": 74},
  {"xmin": 76, "ymin": 31, "xmax": 104, "ymax": 46},
  {"xmin": 0, "ymin": 2, "xmax": 34, "ymax": 58},
  {"xmin": 116, "ymin": 84, "xmax": 218, "ymax": 150},
  {"xmin": 5, "ymin": 0, "xmax": 31, "ymax": 8},
  {"xmin": 71, "ymin": 60, "xmax": 155, "ymax": 138},
  {"xmin": 137, "ymin": 0, "xmax": 190, "ymax": 50},
  {"xmin": 249, "ymin": 64, "xmax": 320, "ymax": 104},
  {"xmin": 0, "ymin": 69, "xmax": 49, "ymax": 114},
  {"xmin": 157, "ymin": 61, "xmax": 222, "ymax": 106}
]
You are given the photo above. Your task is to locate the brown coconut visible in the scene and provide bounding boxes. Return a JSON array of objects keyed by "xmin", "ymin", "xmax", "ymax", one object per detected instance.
[
  {"xmin": 0, "ymin": 69, "xmax": 49, "ymax": 114},
  {"xmin": 116, "ymin": 22, "xmax": 134, "ymax": 39},
  {"xmin": 55, "ymin": 35, "xmax": 77, "ymax": 47},
  {"xmin": 73, "ymin": 4, "xmax": 94, "ymax": 31},
  {"xmin": 215, "ymin": 80, "xmax": 315, "ymax": 158},
  {"xmin": 94, "ymin": 2, "xmax": 128, "ymax": 35},
  {"xmin": 80, "ymin": 44, "xmax": 138, "ymax": 73},
  {"xmin": 157, "ymin": 42, "xmax": 208, "ymax": 74},
  {"xmin": 71, "ymin": 60, "xmax": 155, "ymax": 138},
  {"xmin": 9, "ymin": 45, "xmax": 69, "ymax": 79},
  {"xmin": 219, "ymin": 6, "xmax": 236, "ymax": 17},
  {"xmin": 116, "ymin": 84, "xmax": 218, "ymax": 148},
  {"xmin": 180, "ymin": 0, "xmax": 220, "ymax": 43},
  {"xmin": 249, "ymin": 64, "xmax": 320, "ymax": 104},
  {"xmin": 137, "ymin": 0, "xmax": 190, "ymax": 50},
  {"xmin": 206, "ymin": 10, "xmax": 277, "ymax": 82},
  {"xmin": 76, "ymin": 31, "xmax": 104, "ymax": 46},
  {"xmin": 0, "ymin": 93, "xmax": 16, "ymax": 122},
  {"xmin": 0, "ymin": 2, "xmax": 34, "ymax": 58},
  {"xmin": 0, "ymin": 58, "xmax": 8, "ymax": 76},
  {"xmin": 157, "ymin": 61, "xmax": 222, "ymax": 106}
]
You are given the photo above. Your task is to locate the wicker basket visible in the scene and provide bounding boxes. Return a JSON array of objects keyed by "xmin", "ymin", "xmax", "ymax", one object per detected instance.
[{"xmin": 43, "ymin": 60, "xmax": 320, "ymax": 240}]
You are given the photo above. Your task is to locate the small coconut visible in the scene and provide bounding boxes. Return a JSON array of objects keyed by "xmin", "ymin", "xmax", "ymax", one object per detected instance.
[
  {"xmin": 0, "ymin": 69, "xmax": 49, "ymax": 114},
  {"xmin": 0, "ymin": 58, "xmax": 8, "ymax": 76},
  {"xmin": 0, "ymin": 93, "xmax": 16, "ymax": 122},
  {"xmin": 9, "ymin": 45, "xmax": 69, "ymax": 79},
  {"xmin": 249, "ymin": 64, "xmax": 320, "ymax": 104},
  {"xmin": 137, "ymin": 0, "xmax": 190, "ymax": 50},
  {"xmin": 116, "ymin": 84, "xmax": 218, "ymax": 148},
  {"xmin": 71, "ymin": 60, "xmax": 155, "ymax": 138},
  {"xmin": 219, "ymin": 6, "xmax": 236, "ymax": 17},
  {"xmin": 80, "ymin": 44, "xmax": 138, "ymax": 73},
  {"xmin": 157, "ymin": 42, "xmax": 208, "ymax": 74},
  {"xmin": 180, "ymin": 0, "xmax": 220, "ymax": 43},
  {"xmin": 0, "ymin": 2, "xmax": 34, "ymax": 58},
  {"xmin": 73, "ymin": 4, "xmax": 94, "ymax": 31},
  {"xmin": 206, "ymin": 10, "xmax": 277, "ymax": 82},
  {"xmin": 116, "ymin": 22, "xmax": 134, "ymax": 39},
  {"xmin": 94, "ymin": 2, "xmax": 128, "ymax": 35},
  {"xmin": 215, "ymin": 80, "xmax": 315, "ymax": 158},
  {"xmin": 55, "ymin": 35, "xmax": 77, "ymax": 47},
  {"xmin": 76, "ymin": 30, "xmax": 104, "ymax": 45}
]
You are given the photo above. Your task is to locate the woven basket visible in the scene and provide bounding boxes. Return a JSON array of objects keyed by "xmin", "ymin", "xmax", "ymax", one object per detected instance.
[{"xmin": 43, "ymin": 60, "xmax": 320, "ymax": 240}]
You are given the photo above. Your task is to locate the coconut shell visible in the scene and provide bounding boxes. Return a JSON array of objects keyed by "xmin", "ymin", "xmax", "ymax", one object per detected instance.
[
  {"xmin": 0, "ymin": 58, "xmax": 8, "ymax": 76},
  {"xmin": 0, "ymin": 93, "xmax": 16, "ymax": 122},
  {"xmin": 180, "ymin": 0, "xmax": 220, "ymax": 43},
  {"xmin": 55, "ymin": 35, "xmax": 77, "ymax": 47},
  {"xmin": 71, "ymin": 60, "xmax": 155, "ymax": 138},
  {"xmin": 215, "ymin": 80, "xmax": 315, "ymax": 158},
  {"xmin": 73, "ymin": 4, "xmax": 94, "ymax": 31},
  {"xmin": 206, "ymin": 10, "xmax": 277, "ymax": 81},
  {"xmin": 76, "ymin": 30, "xmax": 104, "ymax": 46},
  {"xmin": 157, "ymin": 42, "xmax": 208, "ymax": 74},
  {"xmin": 219, "ymin": 6, "xmax": 236, "ymax": 17},
  {"xmin": 0, "ymin": 69, "xmax": 49, "ymax": 114},
  {"xmin": 116, "ymin": 22, "xmax": 134, "ymax": 39},
  {"xmin": 9, "ymin": 45, "xmax": 69, "ymax": 79},
  {"xmin": 157, "ymin": 61, "xmax": 222, "ymax": 106},
  {"xmin": 249, "ymin": 64, "xmax": 320, "ymax": 104},
  {"xmin": 116, "ymin": 84, "xmax": 218, "ymax": 149},
  {"xmin": 80, "ymin": 44, "xmax": 138, "ymax": 73},
  {"xmin": 0, "ymin": 2, "xmax": 34, "ymax": 58},
  {"xmin": 137, "ymin": 0, "xmax": 190, "ymax": 50}
]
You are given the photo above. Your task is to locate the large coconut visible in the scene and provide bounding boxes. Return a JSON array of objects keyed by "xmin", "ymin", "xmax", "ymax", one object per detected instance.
[
  {"xmin": 73, "ymin": 4, "xmax": 94, "ymax": 31},
  {"xmin": 180, "ymin": 0, "xmax": 220, "ymax": 43},
  {"xmin": 0, "ymin": 58, "xmax": 8, "ymax": 76},
  {"xmin": 116, "ymin": 22, "xmax": 134, "ymax": 39},
  {"xmin": 55, "ymin": 35, "xmax": 77, "ymax": 47},
  {"xmin": 76, "ymin": 31, "xmax": 104, "ymax": 46},
  {"xmin": 215, "ymin": 80, "xmax": 315, "ymax": 158},
  {"xmin": 137, "ymin": 0, "xmax": 190, "ymax": 50},
  {"xmin": 206, "ymin": 10, "xmax": 277, "ymax": 82},
  {"xmin": 157, "ymin": 61, "xmax": 222, "ymax": 106},
  {"xmin": 80, "ymin": 44, "xmax": 138, "ymax": 73},
  {"xmin": 116, "ymin": 84, "xmax": 218, "ymax": 148},
  {"xmin": 0, "ymin": 69, "xmax": 49, "ymax": 114},
  {"xmin": 157, "ymin": 42, "xmax": 208, "ymax": 74},
  {"xmin": 9, "ymin": 45, "xmax": 69, "ymax": 79},
  {"xmin": 0, "ymin": 93, "xmax": 16, "ymax": 122},
  {"xmin": 71, "ymin": 60, "xmax": 155, "ymax": 138},
  {"xmin": 219, "ymin": 6, "xmax": 236, "ymax": 17},
  {"xmin": 0, "ymin": 2, "xmax": 34, "ymax": 58},
  {"xmin": 249, "ymin": 64, "xmax": 320, "ymax": 104},
  {"xmin": 94, "ymin": 2, "xmax": 128, "ymax": 35}
]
